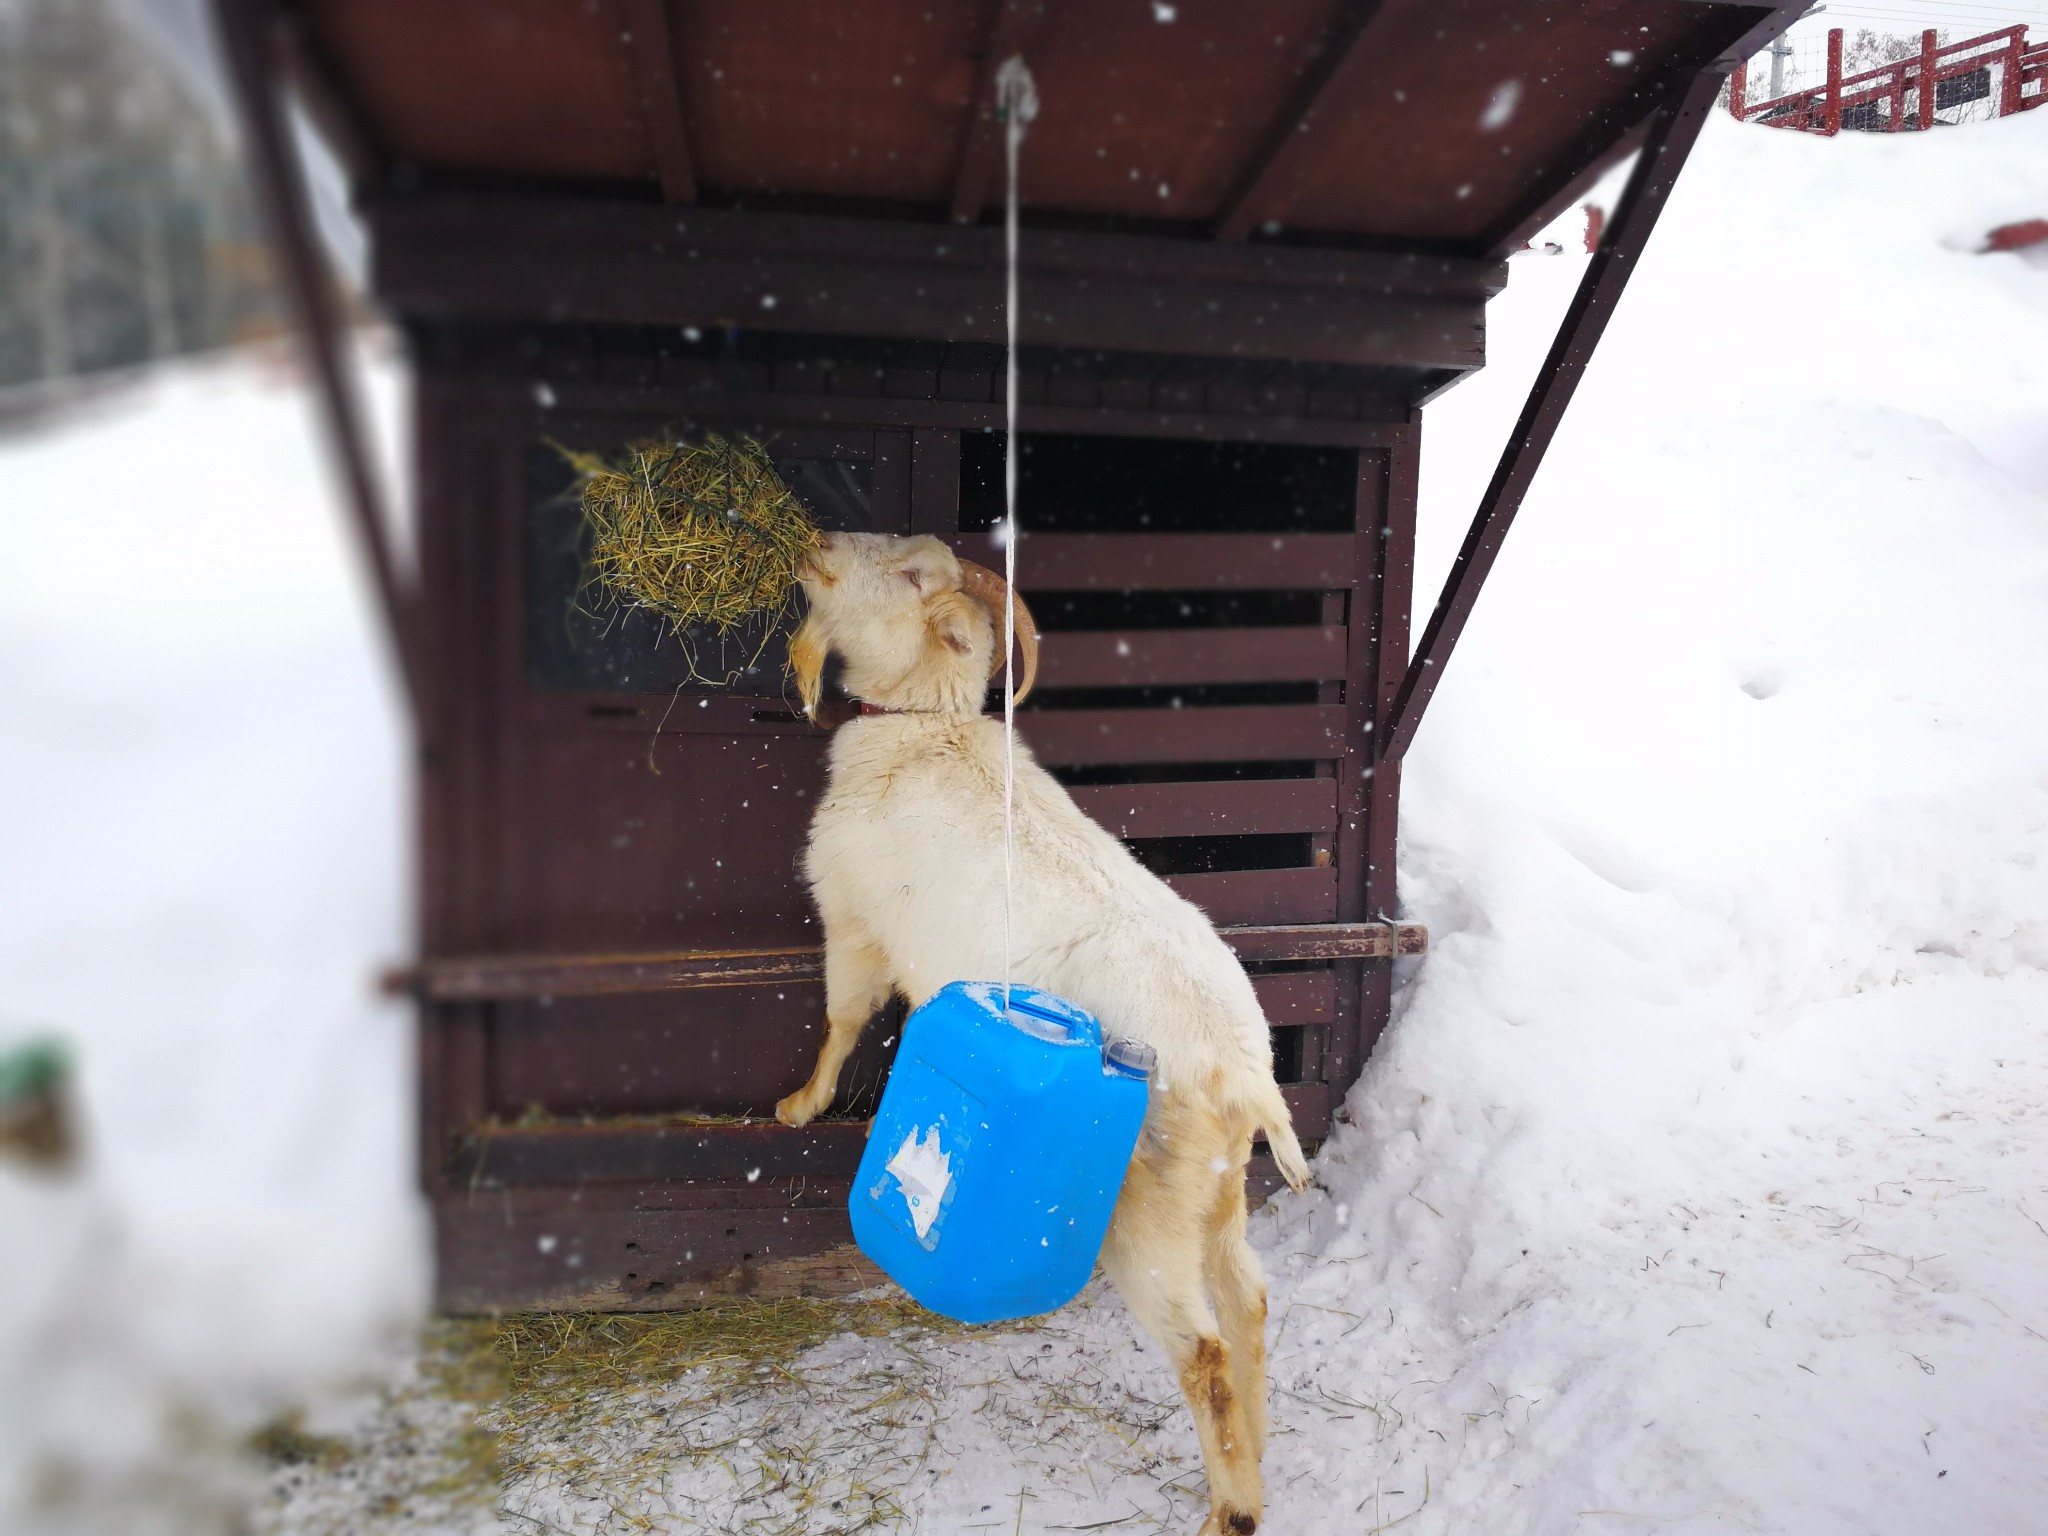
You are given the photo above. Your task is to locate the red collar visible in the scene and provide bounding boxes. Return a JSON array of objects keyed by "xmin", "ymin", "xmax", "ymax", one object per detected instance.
[{"xmin": 859, "ymin": 702, "xmax": 988, "ymax": 718}]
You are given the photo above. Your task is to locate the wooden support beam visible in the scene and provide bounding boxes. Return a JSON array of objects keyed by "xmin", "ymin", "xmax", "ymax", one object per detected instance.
[
  {"xmin": 270, "ymin": 9, "xmax": 384, "ymax": 192},
  {"xmin": 1377, "ymin": 65, "xmax": 1729, "ymax": 767},
  {"xmin": 371, "ymin": 194, "xmax": 1494, "ymax": 372},
  {"xmin": 949, "ymin": 0, "xmax": 1048, "ymax": 224},
  {"xmin": 619, "ymin": 0, "xmax": 697, "ymax": 202},
  {"xmin": 1214, "ymin": 0, "xmax": 1388, "ymax": 241},
  {"xmin": 212, "ymin": 0, "xmax": 425, "ymax": 722}
]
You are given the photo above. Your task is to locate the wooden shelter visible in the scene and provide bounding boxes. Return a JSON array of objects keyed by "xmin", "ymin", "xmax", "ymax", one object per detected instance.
[{"xmin": 215, "ymin": 0, "xmax": 1804, "ymax": 1312}]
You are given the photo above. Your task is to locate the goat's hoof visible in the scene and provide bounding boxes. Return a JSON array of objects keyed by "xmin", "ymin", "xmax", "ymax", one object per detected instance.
[
  {"xmin": 1199, "ymin": 1510, "xmax": 1258, "ymax": 1536},
  {"xmin": 774, "ymin": 1093, "xmax": 814, "ymax": 1129}
]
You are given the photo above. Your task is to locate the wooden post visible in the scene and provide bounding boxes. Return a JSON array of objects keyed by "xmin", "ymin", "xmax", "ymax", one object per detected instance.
[
  {"xmin": 1823, "ymin": 28, "xmax": 1844, "ymax": 135},
  {"xmin": 1730, "ymin": 59, "xmax": 1748, "ymax": 121},
  {"xmin": 2002, "ymin": 29, "xmax": 2026, "ymax": 117},
  {"xmin": 1919, "ymin": 29, "xmax": 1938, "ymax": 130},
  {"xmin": 213, "ymin": 0, "xmax": 425, "ymax": 722}
]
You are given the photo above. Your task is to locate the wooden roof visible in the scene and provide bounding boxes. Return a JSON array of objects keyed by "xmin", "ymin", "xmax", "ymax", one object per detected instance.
[{"xmin": 285, "ymin": 0, "xmax": 1795, "ymax": 258}]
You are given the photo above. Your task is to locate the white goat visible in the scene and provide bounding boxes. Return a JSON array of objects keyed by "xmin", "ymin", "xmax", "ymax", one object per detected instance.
[{"xmin": 776, "ymin": 531, "xmax": 1309, "ymax": 1536}]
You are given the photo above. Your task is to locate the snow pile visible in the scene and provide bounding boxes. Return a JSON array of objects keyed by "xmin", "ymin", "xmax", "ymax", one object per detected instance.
[
  {"xmin": 3, "ymin": 102, "xmax": 2046, "ymax": 1536},
  {"xmin": 1250, "ymin": 106, "xmax": 2048, "ymax": 1531},
  {"xmin": 0, "ymin": 346, "xmax": 425, "ymax": 1533}
]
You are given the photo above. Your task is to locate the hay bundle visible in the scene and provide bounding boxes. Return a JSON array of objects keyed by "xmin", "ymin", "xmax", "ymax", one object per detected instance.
[{"xmin": 562, "ymin": 433, "xmax": 822, "ymax": 676}]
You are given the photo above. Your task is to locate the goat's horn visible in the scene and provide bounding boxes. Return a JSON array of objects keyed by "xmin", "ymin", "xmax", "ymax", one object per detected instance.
[{"xmin": 956, "ymin": 559, "xmax": 1039, "ymax": 706}]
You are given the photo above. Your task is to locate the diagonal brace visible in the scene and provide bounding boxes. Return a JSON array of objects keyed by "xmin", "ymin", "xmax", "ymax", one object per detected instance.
[
  {"xmin": 1377, "ymin": 64, "xmax": 1731, "ymax": 765},
  {"xmin": 213, "ymin": 0, "xmax": 426, "ymax": 724}
]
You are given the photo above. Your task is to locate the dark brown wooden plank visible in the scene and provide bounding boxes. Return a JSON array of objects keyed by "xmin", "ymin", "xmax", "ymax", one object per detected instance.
[
  {"xmin": 1220, "ymin": 921, "xmax": 1428, "ymax": 962},
  {"xmin": 450, "ymin": 1079, "xmax": 1330, "ymax": 1193},
  {"xmin": 1381, "ymin": 69, "xmax": 1726, "ymax": 766},
  {"xmin": 1067, "ymin": 778, "xmax": 1336, "ymax": 839},
  {"xmin": 394, "ymin": 920, "xmax": 1428, "ymax": 1002},
  {"xmin": 453, "ymin": 1118, "xmax": 869, "ymax": 1186},
  {"xmin": 618, "ymin": 0, "xmax": 696, "ymax": 202},
  {"xmin": 435, "ymin": 1196, "xmax": 876, "ymax": 1313},
  {"xmin": 1278, "ymin": 1080, "xmax": 1330, "ymax": 1138},
  {"xmin": 1215, "ymin": 0, "xmax": 1390, "ymax": 241},
  {"xmin": 1251, "ymin": 970, "xmax": 1336, "ymax": 1024},
  {"xmin": 1038, "ymin": 626, "xmax": 1349, "ymax": 688},
  {"xmin": 415, "ymin": 946, "xmax": 825, "ymax": 1000},
  {"xmin": 1020, "ymin": 704, "xmax": 1345, "ymax": 767},
  {"xmin": 947, "ymin": 533, "xmax": 1359, "ymax": 592},
  {"xmin": 499, "ymin": 379, "xmax": 1411, "ymax": 449},
  {"xmin": 368, "ymin": 197, "xmax": 1492, "ymax": 373},
  {"xmin": 1166, "ymin": 866, "xmax": 1337, "ymax": 926},
  {"xmin": 373, "ymin": 193, "xmax": 1502, "ymax": 297}
]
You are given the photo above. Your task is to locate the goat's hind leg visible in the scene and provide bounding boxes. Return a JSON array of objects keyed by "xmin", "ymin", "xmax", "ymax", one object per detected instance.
[
  {"xmin": 1204, "ymin": 1150, "xmax": 1271, "ymax": 1461},
  {"xmin": 774, "ymin": 930, "xmax": 891, "ymax": 1128},
  {"xmin": 1102, "ymin": 1149, "xmax": 1266, "ymax": 1535}
]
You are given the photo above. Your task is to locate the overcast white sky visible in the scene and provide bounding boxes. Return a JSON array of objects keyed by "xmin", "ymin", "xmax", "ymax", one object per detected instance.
[{"xmin": 1782, "ymin": 0, "xmax": 2048, "ymax": 41}]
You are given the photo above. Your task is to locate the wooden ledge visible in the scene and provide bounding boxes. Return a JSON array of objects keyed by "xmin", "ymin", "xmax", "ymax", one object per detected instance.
[
  {"xmin": 386, "ymin": 922, "xmax": 1428, "ymax": 1003},
  {"xmin": 450, "ymin": 1082, "xmax": 1332, "ymax": 1189}
]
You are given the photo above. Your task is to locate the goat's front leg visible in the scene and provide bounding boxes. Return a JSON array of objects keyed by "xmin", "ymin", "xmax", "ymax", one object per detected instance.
[{"xmin": 775, "ymin": 931, "xmax": 892, "ymax": 1128}]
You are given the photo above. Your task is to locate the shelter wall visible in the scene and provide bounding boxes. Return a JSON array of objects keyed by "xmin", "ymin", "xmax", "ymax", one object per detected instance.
[{"xmin": 409, "ymin": 320, "xmax": 1417, "ymax": 1310}]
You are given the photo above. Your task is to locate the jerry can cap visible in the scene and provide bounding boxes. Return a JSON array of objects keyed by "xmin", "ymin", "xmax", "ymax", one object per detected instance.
[{"xmin": 1102, "ymin": 1036, "xmax": 1156, "ymax": 1079}]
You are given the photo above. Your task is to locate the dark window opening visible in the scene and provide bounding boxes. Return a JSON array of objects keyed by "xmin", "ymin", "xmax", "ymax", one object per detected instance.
[
  {"xmin": 961, "ymin": 431, "xmax": 1357, "ymax": 534},
  {"xmin": 1025, "ymin": 589, "xmax": 1327, "ymax": 630},
  {"xmin": 1270, "ymin": 1027, "xmax": 1305, "ymax": 1084},
  {"xmin": 1021, "ymin": 682, "xmax": 1322, "ymax": 712},
  {"xmin": 1053, "ymin": 760, "xmax": 1321, "ymax": 786},
  {"xmin": 1124, "ymin": 833, "xmax": 1314, "ymax": 877}
]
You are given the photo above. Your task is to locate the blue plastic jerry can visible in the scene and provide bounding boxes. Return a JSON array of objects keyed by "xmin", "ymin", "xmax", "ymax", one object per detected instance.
[{"xmin": 849, "ymin": 980, "xmax": 1154, "ymax": 1324}]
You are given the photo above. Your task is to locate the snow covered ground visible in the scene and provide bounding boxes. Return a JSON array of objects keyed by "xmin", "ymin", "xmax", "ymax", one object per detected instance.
[
  {"xmin": 0, "ymin": 343, "xmax": 425, "ymax": 1534},
  {"xmin": 2, "ymin": 104, "xmax": 2045, "ymax": 1536}
]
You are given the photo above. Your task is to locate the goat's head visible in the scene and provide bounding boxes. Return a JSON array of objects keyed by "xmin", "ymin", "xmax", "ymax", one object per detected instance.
[{"xmin": 790, "ymin": 532, "xmax": 1038, "ymax": 719}]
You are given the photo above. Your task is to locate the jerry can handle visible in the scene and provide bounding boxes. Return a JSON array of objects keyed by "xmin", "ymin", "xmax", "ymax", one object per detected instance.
[{"xmin": 1005, "ymin": 991, "xmax": 1101, "ymax": 1047}]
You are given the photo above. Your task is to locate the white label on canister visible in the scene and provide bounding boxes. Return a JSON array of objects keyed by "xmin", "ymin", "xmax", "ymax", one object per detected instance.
[{"xmin": 886, "ymin": 1124, "xmax": 953, "ymax": 1241}]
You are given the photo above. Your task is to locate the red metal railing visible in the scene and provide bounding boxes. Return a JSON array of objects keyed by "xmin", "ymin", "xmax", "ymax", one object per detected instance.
[{"xmin": 1730, "ymin": 25, "xmax": 2046, "ymax": 134}]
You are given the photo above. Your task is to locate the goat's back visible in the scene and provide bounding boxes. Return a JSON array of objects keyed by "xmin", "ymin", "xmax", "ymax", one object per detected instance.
[{"xmin": 805, "ymin": 716, "xmax": 1275, "ymax": 1097}]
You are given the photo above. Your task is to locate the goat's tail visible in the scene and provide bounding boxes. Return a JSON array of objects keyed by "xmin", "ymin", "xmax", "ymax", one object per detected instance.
[{"xmin": 1251, "ymin": 1076, "xmax": 1312, "ymax": 1194}]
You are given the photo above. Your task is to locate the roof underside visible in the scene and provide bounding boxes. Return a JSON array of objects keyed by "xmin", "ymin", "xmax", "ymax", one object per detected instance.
[{"xmin": 296, "ymin": 0, "xmax": 1783, "ymax": 257}]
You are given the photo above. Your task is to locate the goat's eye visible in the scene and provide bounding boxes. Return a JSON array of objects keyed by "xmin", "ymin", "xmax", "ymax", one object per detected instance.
[{"xmin": 899, "ymin": 566, "xmax": 924, "ymax": 590}]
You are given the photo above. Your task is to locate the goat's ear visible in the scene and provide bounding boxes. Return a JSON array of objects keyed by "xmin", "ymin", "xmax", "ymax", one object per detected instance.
[
  {"xmin": 894, "ymin": 538, "xmax": 956, "ymax": 594},
  {"xmin": 923, "ymin": 590, "xmax": 986, "ymax": 659},
  {"xmin": 789, "ymin": 616, "xmax": 828, "ymax": 719}
]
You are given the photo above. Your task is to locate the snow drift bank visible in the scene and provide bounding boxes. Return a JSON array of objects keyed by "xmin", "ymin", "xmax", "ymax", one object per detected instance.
[{"xmin": 1248, "ymin": 105, "xmax": 2048, "ymax": 1533}]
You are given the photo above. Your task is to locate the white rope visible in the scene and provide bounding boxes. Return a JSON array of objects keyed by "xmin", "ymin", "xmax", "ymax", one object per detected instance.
[{"xmin": 995, "ymin": 56, "xmax": 1037, "ymax": 1012}]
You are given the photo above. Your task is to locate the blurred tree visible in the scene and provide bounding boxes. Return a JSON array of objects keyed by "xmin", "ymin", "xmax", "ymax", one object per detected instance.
[
  {"xmin": 1843, "ymin": 27, "xmax": 1947, "ymax": 75},
  {"xmin": 0, "ymin": 0, "xmax": 281, "ymax": 388}
]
